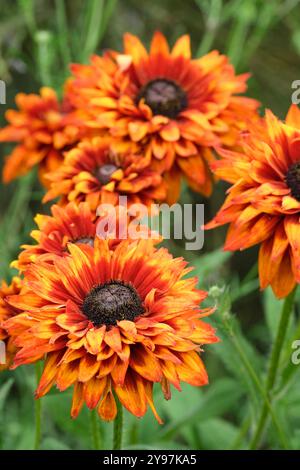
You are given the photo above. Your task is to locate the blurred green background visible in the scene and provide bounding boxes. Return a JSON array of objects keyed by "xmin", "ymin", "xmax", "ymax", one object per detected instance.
[{"xmin": 1, "ymin": 0, "xmax": 300, "ymax": 451}]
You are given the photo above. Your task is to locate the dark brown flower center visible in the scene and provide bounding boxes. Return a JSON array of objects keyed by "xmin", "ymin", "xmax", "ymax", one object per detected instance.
[
  {"xmin": 136, "ymin": 79, "xmax": 187, "ymax": 118},
  {"xmin": 94, "ymin": 164, "xmax": 118, "ymax": 185},
  {"xmin": 65, "ymin": 237, "xmax": 94, "ymax": 252},
  {"xmin": 74, "ymin": 237, "xmax": 94, "ymax": 247},
  {"xmin": 286, "ymin": 162, "xmax": 300, "ymax": 201},
  {"xmin": 82, "ymin": 280, "xmax": 144, "ymax": 327}
]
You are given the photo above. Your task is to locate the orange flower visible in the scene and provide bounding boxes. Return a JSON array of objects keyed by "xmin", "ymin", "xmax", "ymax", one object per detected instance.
[
  {"xmin": 43, "ymin": 137, "xmax": 167, "ymax": 210},
  {"xmin": 13, "ymin": 201, "xmax": 159, "ymax": 271},
  {"xmin": 0, "ymin": 277, "xmax": 22, "ymax": 371},
  {"xmin": 67, "ymin": 32, "xmax": 260, "ymax": 200},
  {"xmin": 206, "ymin": 105, "xmax": 300, "ymax": 299},
  {"xmin": 5, "ymin": 239, "xmax": 218, "ymax": 421},
  {"xmin": 13, "ymin": 202, "xmax": 97, "ymax": 271},
  {"xmin": 0, "ymin": 87, "xmax": 82, "ymax": 186}
]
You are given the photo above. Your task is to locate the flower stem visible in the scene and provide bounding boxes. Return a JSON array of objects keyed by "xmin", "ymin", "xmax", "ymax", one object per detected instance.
[
  {"xmin": 113, "ymin": 399, "xmax": 123, "ymax": 450},
  {"xmin": 34, "ymin": 362, "xmax": 42, "ymax": 450},
  {"xmin": 90, "ymin": 409, "xmax": 101, "ymax": 450},
  {"xmin": 250, "ymin": 287, "xmax": 297, "ymax": 449}
]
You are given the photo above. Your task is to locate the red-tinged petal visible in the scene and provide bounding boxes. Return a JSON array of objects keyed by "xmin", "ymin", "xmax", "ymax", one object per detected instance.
[
  {"xmin": 128, "ymin": 121, "xmax": 149, "ymax": 141},
  {"xmin": 271, "ymin": 223, "xmax": 289, "ymax": 260},
  {"xmin": 104, "ymin": 327, "xmax": 122, "ymax": 353},
  {"xmin": 111, "ymin": 357, "xmax": 129, "ymax": 386},
  {"xmin": 124, "ymin": 33, "xmax": 148, "ymax": 63},
  {"xmin": 171, "ymin": 35, "xmax": 191, "ymax": 59},
  {"xmin": 177, "ymin": 154, "xmax": 207, "ymax": 186},
  {"xmin": 271, "ymin": 253, "xmax": 296, "ymax": 299},
  {"xmin": 161, "ymin": 377, "xmax": 171, "ymax": 400},
  {"xmin": 160, "ymin": 122, "xmax": 180, "ymax": 142},
  {"xmin": 163, "ymin": 166, "xmax": 181, "ymax": 205},
  {"xmin": 78, "ymin": 354, "xmax": 100, "ymax": 382},
  {"xmin": 160, "ymin": 361, "xmax": 181, "ymax": 391},
  {"xmin": 144, "ymin": 381, "xmax": 163, "ymax": 424},
  {"xmin": 286, "ymin": 104, "xmax": 300, "ymax": 127},
  {"xmin": 284, "ymin": 215, "xmax": 300, "ymax": 281},
  {"xmin": 85, "ymin": 326, "xmax": 106, "ymax": 354},
  {"xmin": 56, "ymin": 360, "xmax": 79, "ymax": 391},
  {"xmin": 176, "ymin": 351, "xmax": 208, "ymax": 386},
  {"xmin": 98, "ymin": 382, "xmax": 117, "ymax": 421},
  {"xmin": 130, "ymin": 344, "xmax": 162, "ymax": 382},
  {"xmin": 71, "ymin": 382, "xmax": 84, "ymax": 418},
  {"xmin": 150, "ymin": 31, "xmax": 170, "ymax": 56},
  {"xmin": 114, "ymin": 371, "xmax": 147, "ymax": 418},
  {"xmin": 97, "ymin": 354, "xmax": 118, "ymax": 378},
  {"xmin": 259, "ymin": 238, "xmax": 276, "ymax": 290},
  {"xmin": 83, "ymin": 376, "xmax": 107, "ymax": 409},
  {"xmin": 35, "ymin": 352, "xmax": 63, "ymax": 398}
]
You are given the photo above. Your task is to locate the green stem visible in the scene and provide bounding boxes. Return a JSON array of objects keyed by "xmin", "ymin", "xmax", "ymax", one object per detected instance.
[
  {"xmin": 249, "ymin": 287, "xmax": 297, "ymax": 449},
  {"xmin": 229, "ymin": 330, "xmax": 288, "ymax": 449},
  {"xmin": 34, "ymin": 362, "xmax": 42, "ymax": 450},
  {"xmin": 90, "ymin": 409, "xmax": 101, "ymax": 450},
  {"xmin": 55, "ymin": 0, "xmax": 72, "ymax": 71},
  {"xmin": 113, "ymin": 399, "xmax": 123, "ymax": 450}
]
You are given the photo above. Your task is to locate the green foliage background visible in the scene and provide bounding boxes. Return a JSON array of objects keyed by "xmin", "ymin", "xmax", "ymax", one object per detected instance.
[{"xmin": 0, "ymin": 0, "xmax": 300, "ymax": 450}]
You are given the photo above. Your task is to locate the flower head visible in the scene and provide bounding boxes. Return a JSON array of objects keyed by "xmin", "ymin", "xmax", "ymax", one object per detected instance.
[
  {"xmin": 0, "ymin": 87, "xmax": 81, "ymax": 186},
  {"xmin": 6, "ymin": 239, "xmax": 218, "ymax": 421},
  {"xmin": 0, "ymin": 277, "xmax": 22, "ymax": 371},
  {"xmin": 13, "ymin": 201, "xmax": 160, "ymax": 272},
  {"xmin": 207, "ymin": 105, "xmax": 300, "ymax": 298},
  {"xmin": 13, "ymin": 202, "xmax": 97, "ymax": 271},
  {"xmin": 43, "ymin": 137, "xmax": 167, "ymax": 210},
  {"xmin": 67, "ymin": 32, "xmax": 259, "ymax": 200}
]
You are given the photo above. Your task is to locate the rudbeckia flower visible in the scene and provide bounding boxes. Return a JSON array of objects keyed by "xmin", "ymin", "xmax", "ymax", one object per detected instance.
[
  {"xmin": 0, "ymin": 87, "xmax": 81, "ymax": 186},
  {"xmin": 67, "ymin": 32, "xmax": 260, "ymax": 200},
  {"xmin": 5, "ymin": 239, "xmax": 218, "ymax": 421},
  {"xmin": 206, "ymin": 105, "xmax": 300, "ymax": 299},
  {"xmin": 0, "ymin": 277, "xmax": 22, "ymax": 371},
  {"xmin": 13, "ymin": 202, "xmax": 97, "ymax": 271},
  {"xmin": 43, "ymin": 137, "xmax": 167, "ymax": 210},
  {"xmin": 13, "ymin": 201, "xmax": 160, "ymax": 271}
]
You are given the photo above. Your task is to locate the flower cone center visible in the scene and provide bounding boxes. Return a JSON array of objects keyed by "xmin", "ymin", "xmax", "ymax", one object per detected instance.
[
  {"xmin": 286, "ymin": 162, "xmax": 300, "ymax": 201},
  {"xmin": 94, "ymin": 164, "xmax": 118, "ymax": 185},
  {"xmin": 82, "ymin": 280, "xmax": 144, "ymax": 327},
  {"xmin": 137, "ymin": 79, "xmax": 187, "ymax": 118},
  {"xmin": 74, "ymin": 237, "xmax": 94, "ymax": 247}
]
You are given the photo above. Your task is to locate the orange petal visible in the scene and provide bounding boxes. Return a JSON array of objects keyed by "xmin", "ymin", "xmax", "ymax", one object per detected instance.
[
  {"xmin": 160, "ymin": 122, "xmax": 180, "ymax": 142},
  {"xmin": 35, "ymin": 352, "xmax": 62, "ymax": 398},
  {"xmin": 124, "ymin": 33, "xmax": 148, "ymax": 63},
  {"xmin": 104, "ymin": 327, "xmax": 122, "ymax": 353},
  {"xmin": 130, "ymin": 345, "xmax": 162, "ymax": 382},
  {"xmin": 171, "ymin": 35, "xmax": 191, "ymax": 59},
  {"xmin": 150, "ymin": 31, "xmax": 170, "ymax": 56},
  {"xmin": 83, "ymin": 376, "xmax": 107, "ymax": 409},
  {"xmin": 56, "ymin": 360, "xmax": 79, "ymax": 391},
  {"xmin": 286, "ymin": 104, "xmax": 300, "ymax": 127},
  {"xmin": 78, "ymin": 354, "xmax": 100, "ymax": 382},
  {"xmin": 271, "ymin": 253, "xmax": 296, "ymax": 299},
  {"xmin": 85, "ymin": 326, "xmax": 106, "ymax": 354},
  {"xmin": 71, "ymin": 382, "xmax": 84, "ymax": 418},
  {"xmin": 176, "ymin": 351, "xmax": 208, "ymax": 386},
  {"xmin": 114, "ymin": 371, "xmax": 147, "ymax": 418},
  {"xmin": 98, "ymin": 382, "xmax": 117, "ymax": 421}
]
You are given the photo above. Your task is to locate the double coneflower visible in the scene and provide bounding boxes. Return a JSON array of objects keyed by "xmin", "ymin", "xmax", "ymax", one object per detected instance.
[
  {"xmin": 5, "ymin": 239, "xmax": 218, "ymax": 421},
  {"xmin": 0, "ymin": 277, "xmax": 22, "ymax": 371},
  {"xmin": 0, "ymin": 87, "xmax": 82, "ymax": 186},
  {"xmin": 68, "ymin": 32, "xmax": 260, "ymax": 200},
  {"xmin": 43, "ymin": 137, "xmax": 167, "ymax": 209},
  {"xmin": 207, "ymin": 105, "xmax": 300, "ymax": 298}
]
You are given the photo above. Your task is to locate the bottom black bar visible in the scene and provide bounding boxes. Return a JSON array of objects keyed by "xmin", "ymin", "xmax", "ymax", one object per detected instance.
[{"xmin": 0, "ymin": 450, "xmax": 299, "ymax": 465}]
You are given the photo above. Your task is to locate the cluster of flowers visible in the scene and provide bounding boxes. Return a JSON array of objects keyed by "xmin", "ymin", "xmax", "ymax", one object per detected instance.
[{"xmin": 0, "ymin": 32, "xmax": 300, "ymax": 422}]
